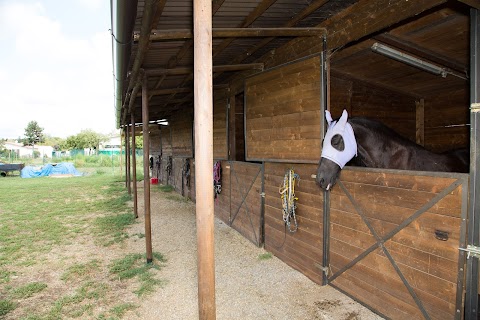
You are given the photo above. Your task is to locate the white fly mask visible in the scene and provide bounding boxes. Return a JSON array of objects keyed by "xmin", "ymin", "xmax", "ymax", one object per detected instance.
[{"xmin": 321, "ymin": 109, "xmax": 357, "ymax": 168}]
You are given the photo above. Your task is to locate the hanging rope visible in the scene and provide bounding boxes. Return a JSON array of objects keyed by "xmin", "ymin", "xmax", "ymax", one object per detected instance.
[
  {"xmin": 279, "ymin": 168, "xmax": 300, "ymax": 233},
  {"xmin": 183, "ymin": 159, "xmax": 191, "ymax": 187},
  {"xmin": 213, "ymin": 161, "xmax": 222, "ymax": 199},
  {"xmin": 166, "ymin": 156, "xmax": 172, "ymax": 185}
]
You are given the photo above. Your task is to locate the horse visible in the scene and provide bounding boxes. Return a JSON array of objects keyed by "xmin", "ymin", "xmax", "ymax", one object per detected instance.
[{"xmin": 315, "ymin": 109, "xmax": 469, "ymax": 191}]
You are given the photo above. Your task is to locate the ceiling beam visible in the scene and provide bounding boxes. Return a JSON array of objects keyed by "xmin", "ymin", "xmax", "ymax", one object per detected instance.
[
  {"xmin": 137, "ymin": 87, "xmax": 191, "ymax": 97},
  {"xmin": 374, "ymin": 34, "xmax": 466, "ymax": 73},
  {"xmin": 145, "ymin": 63, "xmax": 264, "ymax": 76},
  {"xmin": 134, "ymin": 27, "xmax": 327, "ymax": 41},
  {"xmin": 457, "ymin": 0, "xmax": 480, "ymax": 10}
]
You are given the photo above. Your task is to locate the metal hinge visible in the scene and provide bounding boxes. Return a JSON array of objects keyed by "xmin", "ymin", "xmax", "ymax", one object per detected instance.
[{"xmin": 459, "ymin": 245, "xmax": 480, "ymax": 259}]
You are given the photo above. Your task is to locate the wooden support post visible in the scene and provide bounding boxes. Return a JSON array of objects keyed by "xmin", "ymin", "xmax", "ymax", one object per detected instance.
[
  {"xmin": 126, "ymin": 125, "xmax": 131, "ymax": 194},
  {"xmin": 415, "ymin": 99, "xmax": 425, "ymax": 146},
  {"xmin": 194, "ymin": 0, "xmax": 216, "ymax": 318},
  {"xmin": 131, "ymin": 112, "xmax": 138, "ymax": 219},
  {"xmin": 142, "ymin": 72, "xmax": 153, "ymax": 263}
]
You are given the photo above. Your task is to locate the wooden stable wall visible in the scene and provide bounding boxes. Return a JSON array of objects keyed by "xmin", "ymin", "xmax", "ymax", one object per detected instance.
[
  {"xmin": 330, "ymin": 74, "xmax": 417, "ymax": 142},
  {"xmin": 214, "ymin": 98, "xmax": 228, "ymax": 160},
  {"xmin": 170, "ymin": 112, "xmax": 193, "ymax": 157},
  {"xmin": 424, "ymin": 89, "xmax": 469, "ymax": 152},
  {"xmin": 328, "ymin": 168, "xmax": 467, "ymax": 320},
  {"xmin": 263, "ymin": 162, "xmax": 324, "ymax": 284},
  {"xmin": 245, "ymin": 55, "xmax": 322, "ymax": 163}
]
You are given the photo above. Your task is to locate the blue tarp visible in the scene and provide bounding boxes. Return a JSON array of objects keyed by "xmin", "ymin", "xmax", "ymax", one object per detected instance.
[{"xmin": 21, "ymin": 162, "xmax": 83, "ymax": 178}]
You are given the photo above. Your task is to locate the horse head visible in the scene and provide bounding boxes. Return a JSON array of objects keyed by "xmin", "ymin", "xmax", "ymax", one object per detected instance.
[{"xmin": 316, "ymin": 109, "xmax": 357, "ymax": 191}]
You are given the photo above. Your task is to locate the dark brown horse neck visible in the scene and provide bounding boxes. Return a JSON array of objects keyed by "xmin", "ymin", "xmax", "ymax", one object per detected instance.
[{"xmin": 349, "ymin": 117, "xmax": 469, "ymax": 173}]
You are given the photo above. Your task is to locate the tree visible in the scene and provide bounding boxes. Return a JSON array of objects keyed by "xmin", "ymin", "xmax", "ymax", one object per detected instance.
[
  {"xmin": 64, "ymin": 130, "xmax": 107, "ymax": 151},
  {"xmin": 24, "ymin": 121, "xmax": 44, "ymax": 146},
  {"xmin": 24, "ymin": 121, "xmax": 44, "ymax": 158}
]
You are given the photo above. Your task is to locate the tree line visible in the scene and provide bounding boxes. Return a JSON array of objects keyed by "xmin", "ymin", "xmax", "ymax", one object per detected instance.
[{"xmin": 1, "ymin": 121, "xmax": 143, "ymax": 154}]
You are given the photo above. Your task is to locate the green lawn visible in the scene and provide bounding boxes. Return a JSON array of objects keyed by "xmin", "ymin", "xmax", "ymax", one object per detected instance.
[{"xmin": 0, "ymin": 169, "xmax": 165, "ymax": 320}]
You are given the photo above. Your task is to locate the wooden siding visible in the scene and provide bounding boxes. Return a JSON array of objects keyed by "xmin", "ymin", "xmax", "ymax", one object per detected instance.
[
  {"xmin": 329, "ymin": 168, "xmax": 467, "ymax": 320},
  {"xmin": 170, "ymin": 112, "xmax": 193, "ymax": 157},
  {"xmin": 161, "ymin": 125, "xmax": 173, "ymax": 156},
  {"xmin": 264, "ymin": 162, "xmax": 324, "ymax": 284},
  {"xmin": 214, "ymin": 98, "xmax": 228, "ymax": 160},
  {"xmin": 245, "ymin": 56, "xmax": 323, "ymax": 163},
  {"xmin": 424, "ymin": 89, "xmax": 469, "ymax": 152},
  {"xmin": 330, "ymin": 74, "xmax": 417, "ymax": 142},
  {"xmin": 149, "ymin": 125, "xmax": 162, "ymax": 156}
]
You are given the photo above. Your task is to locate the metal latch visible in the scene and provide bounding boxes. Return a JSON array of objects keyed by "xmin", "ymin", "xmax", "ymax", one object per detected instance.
[{"xmin": 459, "ymin": 245, "xmax": 480, "ymax": 259}]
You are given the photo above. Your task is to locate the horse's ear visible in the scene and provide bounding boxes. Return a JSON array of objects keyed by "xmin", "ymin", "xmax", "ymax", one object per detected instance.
[
  {"xmin": 325, "ymin": 110, "xmax": 333, "ymax": 125},
  {"xmin": 338, "ymin": 109, "xmax": 349, "ymax": 127}
]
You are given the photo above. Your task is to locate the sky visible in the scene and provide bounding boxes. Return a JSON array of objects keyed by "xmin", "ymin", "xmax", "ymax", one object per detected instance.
[{"xmin": 0, "ymin": 0, "xmax": 117, "ymax": 139}]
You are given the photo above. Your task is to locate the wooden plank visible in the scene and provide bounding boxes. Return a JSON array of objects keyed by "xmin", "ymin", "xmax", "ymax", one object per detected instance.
[{"xmin": 416, "ymin": 99, "xmax": 425, "ymax": 146}]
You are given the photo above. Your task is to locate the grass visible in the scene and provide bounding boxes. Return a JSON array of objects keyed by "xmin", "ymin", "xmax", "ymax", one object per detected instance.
[
  {"xmin": 0, "ymin": 170, "xmax": 166, "ymax": 319},
  {"xmin": 158, "ymin": 184, "xmax": 174, "ymax": 192},
  {"xmin": 258, "ymin": 252, "xmax": 273, "ymax": 260},
  {"xmin": 109, "ymin": 252, "xmax": 167, "ymax": 297}
]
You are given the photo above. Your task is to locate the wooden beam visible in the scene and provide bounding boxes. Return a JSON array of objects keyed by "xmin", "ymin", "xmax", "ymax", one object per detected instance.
[
  {"xmin": 142, "ymin": 74, "xmax": 153, "ymax": 264},
  {"xmin": 135, "ymin": 27, "xmax": 327, "ymax": 41},
  {"xmin": 125, "ymin": 126, "xmax": 131, "ymax": 194},
  {"xmin": 214, "ymin": 0, "xmax": 330, "ymax": 76},
  {"xmin": 416, "ymin": 99, "xmax": 425, "ymax": 146},
  {"xmin": 213, "ymin": 0, "xmax": 277, "ymax": 58},
  {"xmin": 458, "ymin": 0, "xmax": 480, "ymax": 10},
  {"xmin": 268, "ymin": 0, "xmax": 448, "ymax": 67},
  {"xmin": 194, "ymin": 0, "xmax": 216, "ymax": 318},
  {"xmin": 137, "ymin": 87, "xmax": 191, "ymax": 97},
  {"xmin": 146, "ymin": 63, "xmax": 264, "ymax": 76},
  {"xmin": 374, "ymin": 34, "xmax": 466, "ymax": 73}
]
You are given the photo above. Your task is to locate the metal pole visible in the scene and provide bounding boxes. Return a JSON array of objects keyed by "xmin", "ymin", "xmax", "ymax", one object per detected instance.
[
  {"xmin": 194, "ymin": 0, "xmax": 216, "ymax": 318},
  {"xmin": 142, "ymin": 72, "xmax": 153, "ymax": 263},
  {"xmin": 131, "ymin": 112, "xmax": 138, "ymax": 219},
  {"xmin": 126, "ymin": 127, "xmax": 131, "ymax": 194},
  {"xmin": 320, "ymin": 35, "xmax": 330, "ymax": 286},
  {"xmin": 465, "ymin": 8, "xmax": 480, "ymax": 319}
]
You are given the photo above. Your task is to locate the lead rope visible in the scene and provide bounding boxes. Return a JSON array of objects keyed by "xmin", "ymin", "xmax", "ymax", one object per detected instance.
[
  {"xmin": 213, "ymin": 161, "xmax": 222, "ymax": 199},
  {"xmin": 279, "ymin": 168, "xmax": 300, "ymax": 233}
]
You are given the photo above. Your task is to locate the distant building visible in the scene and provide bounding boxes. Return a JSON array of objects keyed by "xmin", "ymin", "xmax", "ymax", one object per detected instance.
[
  {"xmin": 4, "ymin": 142, "xmax": 53, "ymax": 158},
  {"xmin": 99, "ymin": 136, "xmax": 121, "ymax": 155}
]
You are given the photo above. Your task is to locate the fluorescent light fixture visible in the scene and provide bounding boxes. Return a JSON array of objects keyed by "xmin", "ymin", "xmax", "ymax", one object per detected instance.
[{"xmin": 371, "ymin": 42, "xmax": 448, "ymax": 77}]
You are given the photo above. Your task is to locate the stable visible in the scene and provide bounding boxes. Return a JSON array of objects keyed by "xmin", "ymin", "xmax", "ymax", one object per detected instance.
[{"xmin": 111, "ymin": 1, "xmax": 480, "ymax": 319}]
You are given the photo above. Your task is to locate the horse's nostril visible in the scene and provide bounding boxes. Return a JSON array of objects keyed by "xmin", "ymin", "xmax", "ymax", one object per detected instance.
[{"xmin": 320, "ymin": 178, "xmax": 324, "ymax": 185}]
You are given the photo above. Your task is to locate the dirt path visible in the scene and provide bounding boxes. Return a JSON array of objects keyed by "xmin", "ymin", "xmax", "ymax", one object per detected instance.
[{"xmin": 125, "ymin": 187, "xmax": 384, "ymax": 320}]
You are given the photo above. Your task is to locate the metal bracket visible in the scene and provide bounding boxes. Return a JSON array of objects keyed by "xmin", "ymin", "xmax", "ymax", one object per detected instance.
[
  {"xmin": 260, "ymin": 192, "xmax": 265, "ymax": 198},
  {"xmin": 459, "ymin": 245, "xmax": 480, "ymax": 259}
]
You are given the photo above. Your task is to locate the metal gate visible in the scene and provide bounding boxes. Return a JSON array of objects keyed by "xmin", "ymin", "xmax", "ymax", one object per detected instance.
[
  {"xmin": 228, "ymin": 161, "xmax": 264, "ymax": 247},
  {"xmin": 325, "ymin": 168, "xmax": 468, "ymax": 319}
]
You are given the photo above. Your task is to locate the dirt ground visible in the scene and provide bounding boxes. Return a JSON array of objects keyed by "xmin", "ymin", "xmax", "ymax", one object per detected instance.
[{"xmin": 124, "ymin": 185, "xmax": 385, "ymax": 320}]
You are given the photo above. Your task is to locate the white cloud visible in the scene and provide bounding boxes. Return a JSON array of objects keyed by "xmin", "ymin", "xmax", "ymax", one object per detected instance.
[{"xmin": 0, "ymin": 1, "xmax": 116, "ymax": 139}]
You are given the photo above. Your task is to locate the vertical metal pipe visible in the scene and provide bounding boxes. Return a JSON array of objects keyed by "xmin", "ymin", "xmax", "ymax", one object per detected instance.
[
  {"xmin": 320, "ymin": 36, "xmax": 330, "ymax": 286},
  {"xmin": 142, "ymin": 72, "xmax": 153, "ymax": 263},
  {"xmin": 466, "ymin": 8, "xmax": 480, "ymax": 319},
  {"xmin": 126, "ymin": 123, "xmax": 131, "ymax": 194},
  {"xmin": 194, "ymin": 0, "xmax": 216, "ymax": 318},
  {"xmin": 131, "ymin": 111, "xmax": 138, "ymax": 219}
]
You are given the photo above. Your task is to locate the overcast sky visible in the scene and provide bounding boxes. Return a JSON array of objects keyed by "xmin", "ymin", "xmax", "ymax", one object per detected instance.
[{"xmin": 0, "ymin": 0, "xmax": 117, "ymax": 139}]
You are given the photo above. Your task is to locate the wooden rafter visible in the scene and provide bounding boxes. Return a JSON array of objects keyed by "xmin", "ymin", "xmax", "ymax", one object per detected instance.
[{"xmin": 145, "ymin": 63, "xmax": 264, "ymax": 77}]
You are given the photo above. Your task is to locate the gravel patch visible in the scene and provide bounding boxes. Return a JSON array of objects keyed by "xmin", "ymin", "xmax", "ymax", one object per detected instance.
[{"xmin": 125, "ymin": 186, "xmax": 384, "ymax": 320}]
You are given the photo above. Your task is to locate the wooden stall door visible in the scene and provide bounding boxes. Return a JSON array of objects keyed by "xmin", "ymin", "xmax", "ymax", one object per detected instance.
[
  {"xmin": 229, "ymin": 161, "xmax": 264, "ymax": 247},
  {"xmin": 327, "ymin": 168, "xmax": 468, "ymax": 320}
]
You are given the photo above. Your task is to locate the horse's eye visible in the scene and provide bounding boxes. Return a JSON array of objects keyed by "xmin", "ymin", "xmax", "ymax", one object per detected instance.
[{"xmin": 331, "ymin": 134, "xmax": 345, "ymax": 151}]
